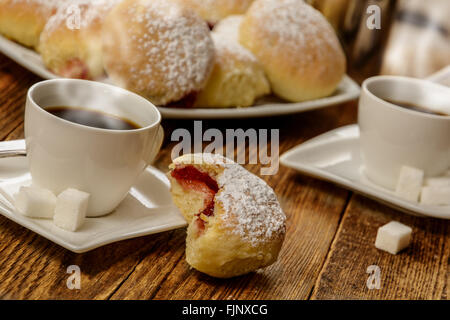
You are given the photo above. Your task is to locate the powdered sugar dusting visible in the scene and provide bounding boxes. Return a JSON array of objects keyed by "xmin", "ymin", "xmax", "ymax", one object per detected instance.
[
  {"xmin": 121, "ymin": 0, "xmax": 214, "ymax": 105},
  {"xmin": 213, "ymin": 15, "xmax": 244, "ymax": 43},
  {"xmin": 218, "ymin": 160, "xmax": 285, "ymax": 246},
  {"xmin": 211, "ymin": 33, "xmax": 257, "ymax": 65},
  {"xmin": 181, "ymin": 0, "xmax": 253, "ymax": 12},
  {"xmin": 175, "ymin": 0, "xmax": 254, "ymax": 23},
  {"xmin": 181, "ymin": 153, "xmax": 286, "ymax": 246},
  {"xmin": 211, "ymin": 15, "xmax": 257, "ymax": 63},
  {"xmin": 42, "ymin": 0, "xmax": 120, "ymax": 35},
  {"xmin": 247, "ymin": 0, "xmax": 342, "ymax": 73},
  {"xmin": 9, "ymin": 0, "xmax": 62, "ymax": 10}
]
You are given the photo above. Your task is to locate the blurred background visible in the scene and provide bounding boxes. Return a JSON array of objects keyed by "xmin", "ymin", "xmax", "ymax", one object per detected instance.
[{"xmin": 306, "ymin": 0, "xmax": 450, "ymax": 83}]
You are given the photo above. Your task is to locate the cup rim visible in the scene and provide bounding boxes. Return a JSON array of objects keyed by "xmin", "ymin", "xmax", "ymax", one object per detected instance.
[
  {"xmin": 362, "ymin": 75, "xmax": 450, "ymax": 120},
  {"xmin": 27, "ymin": 79, "xmax": 162, "ymax": 133}
]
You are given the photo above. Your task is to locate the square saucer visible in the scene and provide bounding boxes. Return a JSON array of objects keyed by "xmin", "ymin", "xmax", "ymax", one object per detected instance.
[
  {"xmin": 0, "ymin": 155, "xmax": 187, "ymax": 253},
  {"xmin": 280, "ymin": 125, "xmax": 450, "ymax": 219}
]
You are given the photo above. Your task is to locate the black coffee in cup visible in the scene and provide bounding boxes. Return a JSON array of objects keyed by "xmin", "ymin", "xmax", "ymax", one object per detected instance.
[{"xmin": 46, "ymin": 106, "xmax": 140, "ymax": 130}]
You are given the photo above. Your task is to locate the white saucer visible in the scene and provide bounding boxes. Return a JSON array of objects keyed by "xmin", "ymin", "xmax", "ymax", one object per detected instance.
[
  {"xmin": 0, "ymin": 156, "xmax": 187, "ymax": 253},
  {"xmin": 0, "ymin": 34, "xmax": 360, "ymax": 119},
  {"xmin": 280, "ymin": 125, "xmax": 450, "ymax": 219}
]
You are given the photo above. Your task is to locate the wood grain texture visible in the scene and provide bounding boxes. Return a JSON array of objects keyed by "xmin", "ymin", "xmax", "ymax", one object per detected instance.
[
  {"xmin": 0, "ymin": 55, "xmax": 38, "ymax": 140},
  {"xmin": 0, "ymin": 58, "xmax": 354, "ymax": 299},
  {"xmin": 0, "ymin": 219, "xmax": 177, "ymax": 299},
  {"xmin": 0, "ymin": 51, "xmax": 448, "ymax": 300},
  {"xmin": 110, "ymin": 167, "xmax": 348, "ymax": 300},
  {"xmin": 111, "ymin": 106, "xmax": 355, "ymax": 300},
  {"xmin": 311, "ymin": 194, "xmax": 450, "ymax": 300},
  {"xmin": 0, "ymin": 112, "xmax": 180, "ymax": 299}
]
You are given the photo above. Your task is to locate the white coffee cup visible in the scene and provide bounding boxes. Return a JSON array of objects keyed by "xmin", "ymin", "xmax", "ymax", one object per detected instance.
[
  {"xmin": 359, "ymin": 75, "xmax": 450, "ymax": 190},
  {"xmin": 25, "ymin": 79, "xmax": 164, "ymax": 217}
]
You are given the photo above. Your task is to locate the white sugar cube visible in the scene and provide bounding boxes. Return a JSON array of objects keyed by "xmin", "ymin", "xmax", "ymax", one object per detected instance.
[
  {"xmin": 14, "ymin": 186, "xmax": 57, "ymax": 218},
  {"xmin": 53, "ymin": 188, "xmax": 90, "ymax": 232},
  {"xmin": 395, "ymin": 166, "xmax": 424, "ymax": 202},
  {"xmin": 424, "ymin": 176, "xmax": 450, "ymax": 188},
  {"xmin": 375, "ymin": 221, "xmax": 412, "ymax": 255},
  {"xmin": 420, "ymin": 186, "xmax": 450, "ymax": 206}
]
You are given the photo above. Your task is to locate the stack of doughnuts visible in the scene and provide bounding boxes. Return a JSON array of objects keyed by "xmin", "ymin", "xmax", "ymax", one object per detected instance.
[
  {"xmin": 168, "ymin": 153, "xmax": 286, "ymax": 278},
  {"xmin": 39, "ymin": 0, "xmax": 120, "ymax": 79},
  {"xmin": 195, "ymin": 15, "xmax": 271, "ymax": 108},
  {"xmin": 0, "ymin": 0, "xmax": 62, "ymax": 48},
  {"xmin": 0, "ymin": 0, "xmax": 347, "ymax": 107},
  {"xmin": 102, "ymin": 0, "xmax": 215, "ymax": 107},
  {"xmin": 173, "ymin": 0, "xmax": 255, "ymax": 26}
]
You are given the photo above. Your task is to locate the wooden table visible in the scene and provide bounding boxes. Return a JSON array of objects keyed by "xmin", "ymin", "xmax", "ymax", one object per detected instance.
[{"xmin": 0, "ymin": 53, "xmax": 448, "ymax": 300}]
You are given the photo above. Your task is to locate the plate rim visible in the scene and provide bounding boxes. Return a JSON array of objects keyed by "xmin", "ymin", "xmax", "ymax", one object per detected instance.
[{"xmin": 0, "ymin": 34, "xmax": 360, "ymax": 119}]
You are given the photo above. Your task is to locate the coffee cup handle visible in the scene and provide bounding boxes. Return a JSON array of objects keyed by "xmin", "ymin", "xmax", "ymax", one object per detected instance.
[{"xmin": 145, "ymin": 125, "xmax": 164, "ymax": 165}]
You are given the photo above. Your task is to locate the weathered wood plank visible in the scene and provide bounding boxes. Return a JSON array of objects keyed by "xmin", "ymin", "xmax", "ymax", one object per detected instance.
[
  {"xmin": 110, "ymin": 170, "xmax": 348, "ymax": 300},
  {"xmin": 311, "ymin": 194, "xmax": 450, "ymax": 300},
  {"xmin": 110, "ymin": 104, "xmax": 356, "ymax": 300},
  {"xmin": 152, "ymin": 177, "xmax": 348, "ymax": 300},
  {"xmin": 0, "ymin": 121, "xmax": 181, "ymax": 299},
  {"xmin": 0, "ymin": 54, "xmax": 356, "ymax": 299},
  {"xmin": 4, "ymin": 122, "xmax": 23, "ymax": 140},
  {"xmin": 0, "ymin": 216, "xmax": 179, "ymax": 299},
  {"xmin": 0, "ymin": 54, "xmax": 39, "ymax": 140}
]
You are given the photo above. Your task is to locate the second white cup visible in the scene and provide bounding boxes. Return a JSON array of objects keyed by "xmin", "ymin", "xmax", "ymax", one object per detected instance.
[{"xmin": 358, "ymin": 76, "xmax": 450, "ymax": 190}]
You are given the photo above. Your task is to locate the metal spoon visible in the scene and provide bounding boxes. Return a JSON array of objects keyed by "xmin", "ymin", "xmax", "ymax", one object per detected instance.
[{"xmin": 0, "ymin": 139, "xmax": 26, "ymax": 158}]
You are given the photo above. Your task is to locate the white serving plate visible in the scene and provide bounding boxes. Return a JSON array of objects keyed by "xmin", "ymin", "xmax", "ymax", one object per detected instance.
[
  {"xmin": 0, "ymin": 153, "xmax": 187, "ymax": 253},
  {"xmin": 280, "ymin": 124, "xmax": 450, "ymax": 219},
  {"xmin": 427, "ymin": 65, "xmax": 450, "ymax": 86},
  {"xmin": 0, "ymin": 34, "xmax": 360, "ymax": 119}
]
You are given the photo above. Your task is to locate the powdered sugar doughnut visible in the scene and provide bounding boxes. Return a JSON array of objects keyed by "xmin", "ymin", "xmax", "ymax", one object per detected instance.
[
  {"xmin": 195, "ymin": 16, "xmax": 270, "ymax": 108},
  {"xmin": 240, "ymin": 0, "xmax": 346, "ymax": 102},
  {"xmin": 174, "ymin": 0, "xmax": 255, "ymax": 26},
  {"xmin": 0, "ymin": 0, "xmax": 62, "ymax": 48},
  {"xmin": 39, "ymin": 0, "xmax": 120, "ymax": 79},
  {"xmin": 102, "ymin": 0, "xmax": 215, "ymax": 107},
  {"xmin": 168, "ymin": 153, "xmax": 286, "ymax": 278}
]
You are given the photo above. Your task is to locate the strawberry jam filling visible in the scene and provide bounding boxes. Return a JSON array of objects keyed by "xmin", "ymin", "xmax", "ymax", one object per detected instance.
[
  {"xmin": 195, "ymin": 218, "xmax": 206, "ymax": 236},
  {"xmin": 171, "ymin": 165, "xmax": 218, "ymax": 217},
  {"xmin": 165, "ymin": 92, "xmax": 198, "ymax": 108},
  {"xmin": 56, "ymin": 58, "xmax": 89, "ymax": 79}
]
